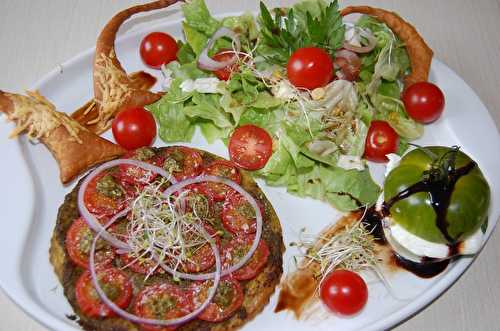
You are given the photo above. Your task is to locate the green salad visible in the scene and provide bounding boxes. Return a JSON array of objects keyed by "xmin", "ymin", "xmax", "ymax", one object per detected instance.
[{"xmin": 146, "ymin": 0, "xmax": 424, "ymax": 211}]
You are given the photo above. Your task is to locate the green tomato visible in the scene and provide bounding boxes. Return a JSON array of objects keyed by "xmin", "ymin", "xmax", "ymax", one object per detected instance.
[{"xmin": 384, "ymin": 146, "xmax": 490, "ymax": 244}]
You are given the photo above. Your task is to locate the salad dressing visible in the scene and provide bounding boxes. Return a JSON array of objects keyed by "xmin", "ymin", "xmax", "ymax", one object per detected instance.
[
  {"xmin": 361, "ymin": 207, "xmax": 453, "ymax": 278},
  {"xmin": 383, "ymin": 161, "xmax": 477, "ymax": 243},
  {"xmin": 359, "ymin": 161, "xmax": 478, "ymax": 278}
]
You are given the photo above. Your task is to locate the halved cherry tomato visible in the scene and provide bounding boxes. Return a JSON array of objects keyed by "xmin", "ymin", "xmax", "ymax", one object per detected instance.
[
  {"xmin": 212, "ymin": 49, "xmax": 241, "ymax": 81},
  {"xmin": 65, "ymin": 217, "xmax": 115, "ymax": 269},
  {"xmin": 194, "ymin": 278, "xmax": 244, "ymax": 322},
  {"xmin": 222, "ymin": 191, "xmax": 263, "ymax": 234},
  {"xmin": 84, "ymin": 171, "xmax": 128, "ymax": 220},
  {"xmin": 75, "ymin": 268, "xmax": 133, "ymax": 318},
  {"xmin": 133, "ymin": 283, "xmax": 192, "ymax": 331},
  {"xmin": 117, "ymin": 147, "xmax": 161, "ymax": 186},
  {"xmin": 334, "ymin": 49, "xmax": 361, "ymax": 82},
  {"xmin": 112, "ymin": 107, "xmax": 156, "ymax": 150},
  {"xmin": 320, "ymin": 269, "xmax": 368, "ymax": 316},
  {"xmin": 181, "ymin": 224, "xmax": 220, "ymax": 273},
  {"xmin": 222, "ymin": 235, "xmax": 269, "ymax": 281},
  {"xmin": 160, "ymin": 147, "xmax": 203, "ymax": 181},
  {"xmin": 363, "ymin": 120, "xmax": 399, "ymax": 163},
  {"xmin": 202, "ymin": 160, "xmax": 241, "ymax": 202},
  {"xmin": 228, "ymin": 125, "xmax": 273, "ymax": 171},
  {"xmin": 402, "ymin": 81, "xmax": 445, "ymax": 124},
  {"xmin": 140, "ymin": 32, "xmax": 178, "ymax": 69},
  {"xmin": 287, "ymin": 47, "xmax": 334, "ymax": 90}
]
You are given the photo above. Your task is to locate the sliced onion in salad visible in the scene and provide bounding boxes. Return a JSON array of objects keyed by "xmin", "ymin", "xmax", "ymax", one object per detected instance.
[
  {"xmin": 342, "ymin": 23, "xmax": 377, "ymax": 53},
  {"xmin": 89, "ymin": 218, "xmax": 222, "ymax": 327},
  {"xmin": 151, "ymin": 174, "xmax": 264, "ymax": 281},
  {"xmin": 77, "ymin": 159, "xmax": 175, "ymax": 250},
  {"xmin": 197, "ymin": 27, "xmax": 241, "ymax": 71}
]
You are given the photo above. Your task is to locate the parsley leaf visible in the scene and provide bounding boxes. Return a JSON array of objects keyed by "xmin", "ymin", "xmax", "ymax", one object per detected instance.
[{"xmin": 257, "ymin": 0, "xmax": 345, "ymax": 65}]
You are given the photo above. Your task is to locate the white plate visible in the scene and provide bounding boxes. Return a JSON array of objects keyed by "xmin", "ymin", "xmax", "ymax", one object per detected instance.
[{"xmin": 0, "ymin": 12, "xmax": 499, "ymax": 331}]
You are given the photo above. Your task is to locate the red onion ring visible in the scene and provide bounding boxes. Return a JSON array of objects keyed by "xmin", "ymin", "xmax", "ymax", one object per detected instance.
[
  {"xmin": 89, "ymin": 219, "xmax": 221, "ymax": 327},
  {"xmin": 152, "ymin": 175, "xmax": 263, "ymax": 281},
  {"xmin": 77, "ymin": 159, "xmax": 175, "ymax": 250},
  {"xmin": 197, "ymin": 27, "xmax": 241, "ymax": 71},
  {"xmin": 342, "ymin": 24, "xmax": 377, "ymax": 53}
]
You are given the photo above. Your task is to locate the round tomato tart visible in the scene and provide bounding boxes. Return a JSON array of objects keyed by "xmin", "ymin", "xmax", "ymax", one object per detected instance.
[{"xmin": 49, "ymin": 146, "xmax": 284, "ymax": 331}]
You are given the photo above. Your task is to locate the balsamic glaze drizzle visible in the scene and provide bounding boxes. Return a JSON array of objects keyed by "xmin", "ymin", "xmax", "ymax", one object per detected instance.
[{"xmin": 383, "ymin": 161, "xmax": 477, "ymax": 244}]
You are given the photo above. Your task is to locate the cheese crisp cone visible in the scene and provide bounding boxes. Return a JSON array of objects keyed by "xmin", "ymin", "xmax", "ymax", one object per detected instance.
[
  {"xmin": 0, "ymin": 90, "xmax": 125, "ymax": 184},
  {"xmin": 341, "ymin": 6, "xmax": 434, "ymax": 88},
  {"xmin": 71, "ymin": 0, "xmax": 180, "ymax": 134}
]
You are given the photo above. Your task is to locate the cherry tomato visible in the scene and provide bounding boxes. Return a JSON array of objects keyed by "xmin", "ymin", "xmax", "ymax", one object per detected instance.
[
  {"xmin": 65, "ymin": 217, "xmax": 115, "ymax": 269},
  {"xmin": 140, "ymin": 32, "xmax": 178, "ymax": 69},
  {"xmin": 133, "ymin": 283, "xmax": 192, "ymax": 331},
  {"xmin": 402, "ymin": 82, "xmax": 445, "ymax": 123},
  {"xmin": 202, "ymin": 160, "xmax": 241, "ymax": 202},
  {"xmin": 112, "ymin": 107, "xmax": 157, "ymax": 150},
  {"xmin": 194, "ymin": 278, "xmax": 244, "ymax": 322},
  {"xmin": 228, "ymin": 124, "xmax": 273, "ymax": 171},
  {"xmin": 363, "ymin": 120, "xmax": 399, "ymax": 163},
  {"xmin": 320, "ymin": 269, "xmax": 368, "ymax": 316},
  {"xmin": 287, "ymin": 47, "xmax": 334, "ymax": 90},
  {"xmin": 222, "ymin": 235, "xmax": 269, "ymax": 281},
  {"xmin": 334, "ymin": 49, "xmax": 361, "ymax": 81},
  {"xmin": 212, "ymin": 50, "xmax": 241, "ymax": 81},
  {"xmin": 75, "ymin": 268, "xmax": 133, "ymax": 318}
]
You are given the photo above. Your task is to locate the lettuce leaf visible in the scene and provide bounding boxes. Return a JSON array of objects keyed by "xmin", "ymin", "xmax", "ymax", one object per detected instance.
[
  {"xmin": 199, "ymin": 121, "xmax": 231, "ymax": 143},
  {"xmin": 181, "ymin": 0, "xmax": 220, "ymax": 36},
  {"xmin": 146, "ymin": 97, "xmax": 195, "ymax": 142},
  {"xmin": 184, "ymin": 93, "xmax": 233, "ymax": 128}
]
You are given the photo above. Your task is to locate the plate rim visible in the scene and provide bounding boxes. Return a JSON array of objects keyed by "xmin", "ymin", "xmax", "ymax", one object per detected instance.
[{"xmin": 0, "ymin": 10, "xmax": 499, "ymax": 331}]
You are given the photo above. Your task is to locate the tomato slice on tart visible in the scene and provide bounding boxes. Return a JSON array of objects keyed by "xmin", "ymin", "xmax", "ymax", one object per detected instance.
[
  {"xmin": 84, "ymin": 171, "xmax": 128, "ymax": 219},
  {"xmin": 159, "ymin": 146, "xmax": 203, "ymax": 181},
  {"xmin": 222, "ymin": 235, "xmax": 269, "ymax": 281},
  {"xmin": 75, "ymin": 268, "xmax": 133, "ymax": 318},
  {"xmin": 201, "ymin": 160, "xmax": 241, "ymax": 202},
  {"xmin": 193, "ymin": 278, "xmax": 244, "ymax": 322},
  {"xmin": 65, "ymin": 217, "xmax": 115, "ymax": 269},
  {"xmin": 133, "ymin": 283, "xmax": 192, "ymax": 331},
  {"xmin": 117, "ymin": 147, "xmax": 161, "ymax": 186},
  {"xmin": 228, "ymin": 124, "xmax": 273, "ymax": 171},
  {"xmin": 180, "ymin": 224, "xmax": 220, "ymax": 273},
  {"xmin": 176, "ymin": 184, "xmax": 214, "ymax": 219},
  {"xmin": 221, "ymin": 191, "xmax": 262, "ymax": 234},
  {"xmin": 120, "ymin": 253, "xmax": 164, "ymax": 275}
]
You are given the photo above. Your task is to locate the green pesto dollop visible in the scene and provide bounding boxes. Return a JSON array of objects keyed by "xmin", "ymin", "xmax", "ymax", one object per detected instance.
[{"xmin": 96, "ymin": 174, "xmax": 124, "ymax": 199}]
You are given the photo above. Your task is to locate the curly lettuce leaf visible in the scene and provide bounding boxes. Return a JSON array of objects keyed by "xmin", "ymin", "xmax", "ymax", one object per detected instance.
[
  {"xmin": 199, "ymin": 121, "xmax": 231, "ymax": 143},
  {"xmin": 146, "ymin": 97, "xmax": 195, "ymax": 142},
  {"xmin": 181, "ymin": 0, "xmax": 220, "ymax": 36},
  {"xmin": 184, "ymin": 93, "xmax": 233, "ymax": 128}
]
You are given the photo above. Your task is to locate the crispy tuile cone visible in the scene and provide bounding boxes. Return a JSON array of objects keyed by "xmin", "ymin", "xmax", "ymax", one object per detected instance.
[
  {"xmin": 71, "ymin": 71, "xmax": 157, "ymax": 132},
  {"xmin": 341, "ymin": 6, "xmax": 433, "ymax": 88},
  {"xmin": 71, "ymin": 0, "xmax": 180, "ymax": 135},
  {"xmin": 0, "ymin": 91, "xmax": 125, "ymax": 184}
]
